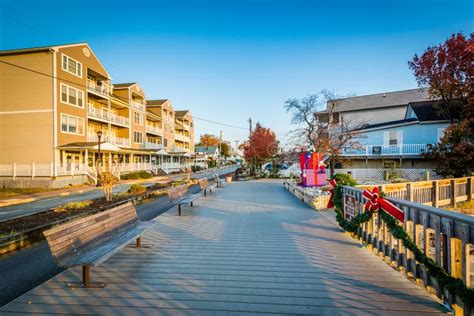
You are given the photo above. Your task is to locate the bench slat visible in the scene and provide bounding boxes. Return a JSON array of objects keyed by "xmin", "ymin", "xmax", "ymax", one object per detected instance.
[
  {"xmin": 44, "ymin": 203, "xmax": 134, "ymax": 238},
  {"xmin": 47, "ymin": 206, "xmax": 136, "ymax": 245},
  {"xmin": 49, "ymin": 212, "xmax": 138, "ymax": 258},
  {"xmin": 59, "ymin": 222, "xmax": 155, "ymax": 267},
  {"xmin": 43, "ymin": 202, "xmax": 140, "ymax": 261}
]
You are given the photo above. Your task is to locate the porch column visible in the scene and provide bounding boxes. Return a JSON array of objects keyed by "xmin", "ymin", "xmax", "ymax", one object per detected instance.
[
  {"xmin": 131, "ymin": 153, "xmax": 134, "ymax": 171},
  {"xmin": 85, "ymin": 149, "xmax": 89, "ymax": 167}
]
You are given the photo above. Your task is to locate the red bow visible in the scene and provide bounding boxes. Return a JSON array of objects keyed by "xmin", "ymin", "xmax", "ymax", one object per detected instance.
[
  {"xmin": 363, "ymin": 187, "xmax": 405, "ymax": 223},
  {"xmin": 326, "ymin": 179, "xmax": 337, "ymax": 208}
]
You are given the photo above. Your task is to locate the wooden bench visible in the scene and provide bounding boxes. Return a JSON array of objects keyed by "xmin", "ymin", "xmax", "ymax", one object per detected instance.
[
  {"xmin": 214, "ymin": 174, "xmax": 225, "ymax": 187},
  {"xmin": 198, "ymin": 178, "xmax": 217, "ymax": 197},
  {"xmin": 43, "ymin": 202, "xmax": 156, "ymax": 289},
  {"xmin": 167, "ymin": 184, "xmax": 200, "ymax": 215}
]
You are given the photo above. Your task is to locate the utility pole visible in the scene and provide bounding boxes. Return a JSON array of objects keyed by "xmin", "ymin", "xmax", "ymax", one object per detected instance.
[
  {"xmin": 248, "ymin": 117, "xmax": 252, "ymax": 137},
  {"xmin": 234, "ymin": 140, "xmax": 239, "ymax": 153}
]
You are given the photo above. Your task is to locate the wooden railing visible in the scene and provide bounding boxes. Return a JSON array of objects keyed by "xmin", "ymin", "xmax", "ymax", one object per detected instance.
[
  {"xmin": 341, "ymin": 186, "xmax": 473, "ymax": 314},
  {"xmin": 358, "ymin": 177, "xmax": 473, "ymax": 209}
]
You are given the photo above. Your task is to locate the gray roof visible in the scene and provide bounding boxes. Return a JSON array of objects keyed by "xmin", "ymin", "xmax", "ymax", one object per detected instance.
[
  {"xmin": 195, "ymin": 146, "xmax": 219, "ymax": 155},
  {"xmin": 332, "ymin": 88, "xmax": 431, "ymax": 112},
  {"xmin": 147, "ymin": 99, "xmax": 168, "ymax": 106}
]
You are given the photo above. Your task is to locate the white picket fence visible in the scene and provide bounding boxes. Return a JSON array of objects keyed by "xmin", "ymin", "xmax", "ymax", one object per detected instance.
[{"xmin": 333, "ymin": 168, "xmax": 440, "ymax": 183}]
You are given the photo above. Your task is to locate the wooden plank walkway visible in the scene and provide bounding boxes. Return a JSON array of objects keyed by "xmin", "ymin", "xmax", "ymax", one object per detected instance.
[{"xmin": 1, "ymin": 180, "xmax": 447, "ymax": 315}]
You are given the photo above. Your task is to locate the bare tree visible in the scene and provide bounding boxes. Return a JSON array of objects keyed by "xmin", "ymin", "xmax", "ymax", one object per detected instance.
[
  {"xmin": 285, "ymin": 90, "xmax": 364, "ymax": 177},
  {"xmin": 284, "ymin": 94, "xmax": 322, "ymax": 146}
]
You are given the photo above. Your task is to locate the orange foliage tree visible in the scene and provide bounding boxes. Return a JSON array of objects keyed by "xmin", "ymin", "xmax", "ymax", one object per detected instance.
[
  {"xmin": 243, "ymin": 123, "xmax": 278, "ymax": 172},
  {"xmin": 199, "ymin": 134, "xmax": 220, "ymax": 147}
]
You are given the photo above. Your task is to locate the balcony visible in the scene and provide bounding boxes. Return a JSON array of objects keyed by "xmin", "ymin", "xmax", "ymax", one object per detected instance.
[
  {"xmin": 131, "ymin": 101, "xmax": 145, "ymax": 112},
  {"xmin": 87, "ymin": 81, "xmax": 110, "ymax": 97},
  {"xmin": 146, "ymin": 125, "xmax": 162, "ymax": 136},
  {"xmin": 87, "ymin": 104, "xmax": 130, "ymax": 126},
  {"xmin": 340, "ymin": 144, "xmax": 428, "ymax": 157},
  {"xmin": 174, "ymin": 134, "xmax": 189, "ymax": 143},
  {"xmin": 87, "ymin": 133, "xmax": 130, "ymax": 147},
  {"xmin": 145, "ymin": 142, "xmax": 163, "ymax": 150}
]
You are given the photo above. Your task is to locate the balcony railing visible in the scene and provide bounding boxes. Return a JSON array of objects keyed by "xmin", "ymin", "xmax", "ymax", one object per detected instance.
[
  {"xmin": 131, "ymin": 101, "xmax": 145, "ymax": 112},
  {"xmin": 145, "ymin": 142, "xmax": 163, "ymax": 150},
  {"xmin": 87, "ymin": 104, "xmax": 130, "ymax": 126},
  {"xmin": 87, "ymin": 133, "xmax": 130, "ymax": 147},
  {"xmin": 174, "ymin": 134, "xmax": 189, "ymax": 142},
  {"xmin": 146, "ymin": 125, "xmax": 162, "ymax": 135},
  {"xmin": 87, "ymin": 81, "xmax": 110, "ymax": 96},
  {"xmin": 340, "ymin": 144, "xmax": 428, "ymax": 156}
]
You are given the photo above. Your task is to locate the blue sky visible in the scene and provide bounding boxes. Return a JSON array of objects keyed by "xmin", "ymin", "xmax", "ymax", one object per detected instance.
[{"xmin": 0, "ymin": 0, "xmax": 472, "ymax": 147}]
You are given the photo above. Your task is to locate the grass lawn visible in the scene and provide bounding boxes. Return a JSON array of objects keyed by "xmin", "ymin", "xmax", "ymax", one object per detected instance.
[
  {"xmin": 446, "ymin": 200, "xmax": 474, "ymax": 215},
  {"xmin": 0, "ymin": 188, "xmax": 60, "ymax": 198}
]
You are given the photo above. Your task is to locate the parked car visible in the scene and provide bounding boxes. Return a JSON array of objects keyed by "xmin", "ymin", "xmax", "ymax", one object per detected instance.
[{"xmin": 279, "ymin": 163, "xmax": 301, "ymax": 178}]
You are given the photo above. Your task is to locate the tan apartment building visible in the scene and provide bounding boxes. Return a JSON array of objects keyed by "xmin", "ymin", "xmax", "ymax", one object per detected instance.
[
  {"xmin": 0, "ymin": 43, "xmax": 196, "ymax": 187},
  {"xmin": 175, "ymin": 110, "xmax": 195, "ymax": 153}
]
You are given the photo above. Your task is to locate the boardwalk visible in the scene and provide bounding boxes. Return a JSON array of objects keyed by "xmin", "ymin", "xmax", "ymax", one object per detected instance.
[{"xmin": 1, "ymin": 180, "xmax": 446, "ymax": 315}]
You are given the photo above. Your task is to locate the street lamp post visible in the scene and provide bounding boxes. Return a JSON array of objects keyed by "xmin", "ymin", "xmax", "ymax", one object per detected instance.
[{"xmin": 96, "ymin": 130, "xmax": 102, "ymax": 187}]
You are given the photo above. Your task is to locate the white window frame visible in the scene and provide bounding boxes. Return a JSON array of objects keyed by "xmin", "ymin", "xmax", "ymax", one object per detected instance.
[
  {"xmin": 60, "ymin": 83, "xmax": 84, "ymax": 108},
  {"xmin": 133, "ymin": 112, "xmax": 144, "ymax": 125},
  {"xmin": 384, "ymin": 130, "xmax": 403, "ymax": 146},
  {"xmin": 60, "ymin": 113, "xmax": 84, "ymax": 135},
  {"xmin": 133, "ymin": 131, "xmax": 143, "ymax": 144},
  {"xmin": 61, "ymin": 54, "xmax": 82, "ymax": 78}
]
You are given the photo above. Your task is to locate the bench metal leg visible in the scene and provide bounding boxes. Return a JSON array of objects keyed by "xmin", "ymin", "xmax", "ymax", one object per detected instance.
[
  {"xmin": 190, "ymin": 201, "xmax": 193, "ymax": 207},
  {"xmin": 66, "ymin": 266, "xmax": 105, "ymax": 289},
  {"xmin": 204, "ymin": 190, "xmax": 207, "ymax": 197},
  {"xmin": 178, "ymin": 204, "xmax": 182, "ymax": 216},
  {"xmin": 135, "ymin": 236, "xmax": 152, "ymax": 248}
]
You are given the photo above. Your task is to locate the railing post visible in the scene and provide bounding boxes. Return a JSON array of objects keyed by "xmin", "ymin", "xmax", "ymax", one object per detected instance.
[
  {"xmin": 12, "ymin": 163, "xmax": 16, "ymax": 180},
  {"xmin": 450, "ymin": 179, "xmax": 456, "ymax": 207},
  {"xmin": 467, "ymin": 177, "xmax": 472, "ymax": 202},
  {"xmin": 407, "ymin": 183, "xmax": 413, "ymax": 202},
  {"xmin": 31, "ymin": 162, "xmax": 35, "ymax": 179},
  {"xmin": 432, "ymin": 180, "xmax": 439, "ymax": 208}
]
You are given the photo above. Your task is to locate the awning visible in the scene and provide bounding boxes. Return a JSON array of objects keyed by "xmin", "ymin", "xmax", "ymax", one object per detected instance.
[
  {"xmin": 156, "ymin": 149, "xmax": 169, "ymax": 155},
  {"xmin": 57, "ymin": 142, "xmax": 121, "ymax": 152}
]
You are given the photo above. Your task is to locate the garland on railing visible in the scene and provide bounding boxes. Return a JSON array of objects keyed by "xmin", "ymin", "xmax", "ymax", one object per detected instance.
[{"xmin": 332, "ymin": 185, "xmax": 474, "ymax": 306}]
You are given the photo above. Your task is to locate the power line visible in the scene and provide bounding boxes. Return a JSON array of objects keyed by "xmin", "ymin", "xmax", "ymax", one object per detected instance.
[
  {"xmin": 192, "ymin": 116, "xmax": 247, "ymax": 130},
  {"xmin": 0, "ymin": 60, "xmax": 248, "ymax": 130}
]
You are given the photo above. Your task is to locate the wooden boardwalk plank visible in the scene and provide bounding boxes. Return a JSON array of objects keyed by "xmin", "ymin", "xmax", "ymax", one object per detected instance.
[{"xmin": 1, "ymin": 180, "xmax": 447, "ymax": 315}]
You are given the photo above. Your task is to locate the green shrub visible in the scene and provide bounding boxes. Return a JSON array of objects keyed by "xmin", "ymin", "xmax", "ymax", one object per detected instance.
[
  {"xmin": 121, "ymin": 171, "xmax": 153, "ymax": 180},
  {"xmin": 390, "ymin": 177, "xmax": 409, "ymax": 183},
  {"xmin": 331, "ymin": 173, "xmax": 357, "ymax": 186},
  {"xmin": 128, "ymin": 184, "xmax": 147, "ymax": 195},
  {"xmin": 191, "ymin": 165, "xmax": 204, "ymax": 172},
  {"xmin": 62, "ymin": 200, "xmax": 93, "ymax": 210}
]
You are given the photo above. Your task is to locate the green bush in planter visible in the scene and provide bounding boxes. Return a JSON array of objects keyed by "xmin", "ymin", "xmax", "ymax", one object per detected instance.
[{"xmin": 330, "ymin": 173, "xmax": 357, "ymax": 186}]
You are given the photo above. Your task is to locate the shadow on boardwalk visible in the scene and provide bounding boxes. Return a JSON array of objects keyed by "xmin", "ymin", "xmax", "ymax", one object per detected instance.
[{"xmin": 1, "ymin": 180, "xmax": 447, "ymax": 315}]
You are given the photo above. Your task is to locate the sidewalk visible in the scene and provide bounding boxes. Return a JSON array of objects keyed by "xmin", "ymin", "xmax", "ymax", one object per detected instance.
[{"xmin": 0, "ymin": 176, "xmax": 169, "ymax": 209}]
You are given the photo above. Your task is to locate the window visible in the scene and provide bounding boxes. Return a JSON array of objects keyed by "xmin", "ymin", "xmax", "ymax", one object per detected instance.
[
  {"xmin": 62, "ymin": 54, "xmax": 82, "ymax": 77},
  {"xmin": 389, "ymin": 131, "xmax": 398, "ymax": 145},
  {"xmin": 133, "ymin": 112, "xmax": 143, "ymax": 125},
  {"xmin": 384, "ymin": 130, "xmax": 403, "ymax": 146},
  {"xmin": 60, "ymin": 84, "xmax": 83, "ymax": 108},
  {"xmin": 60, "ymin": 114, "xmax": 84, "ymax": 135},
  {"xmin": 164, "ymin": 138, "xmax": 168, "ymax": 147},
  {"xmin": 133, "ymin": 131, "xmax": 143, "ymax": 144}
]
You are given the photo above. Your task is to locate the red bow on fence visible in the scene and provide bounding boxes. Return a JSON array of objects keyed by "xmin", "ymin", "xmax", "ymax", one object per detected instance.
[
  {"xmin": 362, "ymin": 187, "xmax": 405, "ymax": 223},
  {"xmin": 326, "ymin": 179, "xmax": 337, "ymax": 208}
]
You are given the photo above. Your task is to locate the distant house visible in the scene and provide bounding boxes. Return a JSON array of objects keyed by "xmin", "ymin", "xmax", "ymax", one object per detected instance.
[
  {"xmin": 194, "ymin": 146, "xmax": 220, "ymax": 169},
  {"xmin": 315, "ymin": 88, "xmax": 431, "ymax": 129},
  {"xmin": 195, "ymin": 146, "xmax": 220, "ymax": 159},
  {"xmin": 339, "ymin": 100, "xmax": 449, "ymax": 169}
]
